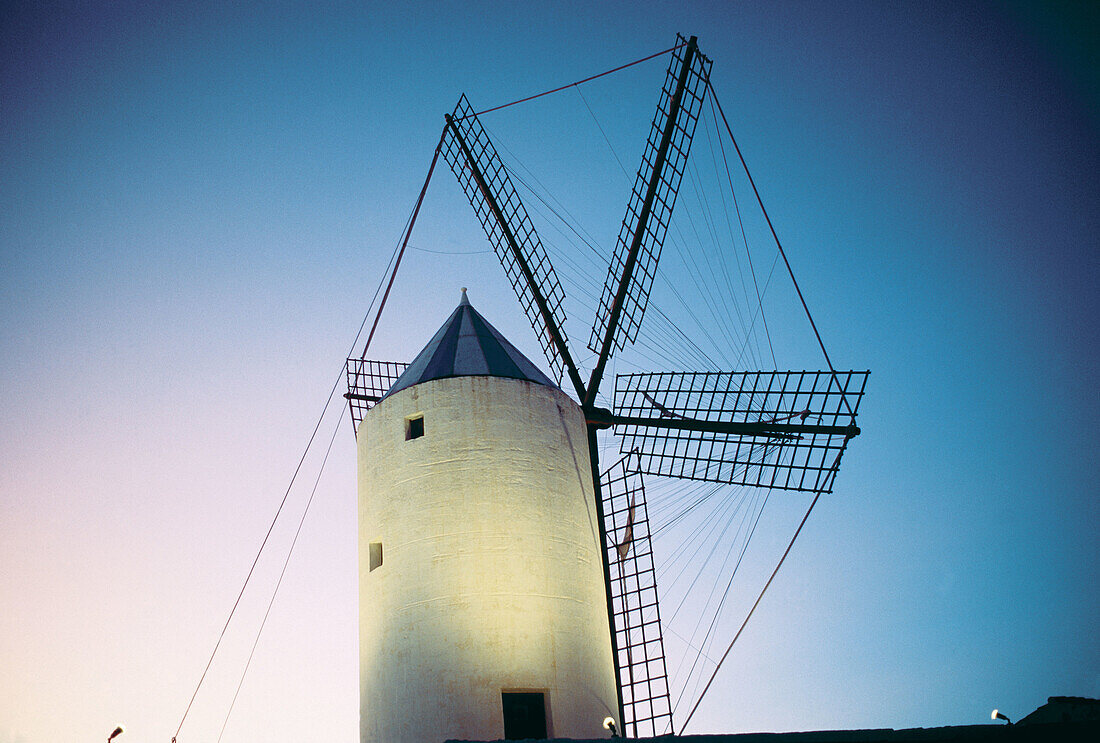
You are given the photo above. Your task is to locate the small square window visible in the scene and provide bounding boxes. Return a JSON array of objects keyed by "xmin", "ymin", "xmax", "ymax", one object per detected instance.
[
  {"xmin": 369, "ymin": 541, "xmax": 382, "ymax": 571},
  {"xmin": 405, "ymin": 415, "xmax": 424, "ymax": 440}
]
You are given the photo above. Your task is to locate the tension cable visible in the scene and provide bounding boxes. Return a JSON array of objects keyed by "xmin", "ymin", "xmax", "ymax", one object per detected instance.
[
  {"xmin": 467, "ymin": 42, "xmax": 686, "ymax": 119},
  {"xmin": 678, "ymin": 471, "xmax": 827, "ymax": 733},
  {"xmin": 707, "ymin": 80, "xmax": 854, "ymax": 417},
  {"xmin": 173, "ymin": 131, "xmax": 444, "ymax": 743}
]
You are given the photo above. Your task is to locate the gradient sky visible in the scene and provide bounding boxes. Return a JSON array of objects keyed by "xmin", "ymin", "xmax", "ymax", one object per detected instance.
[{"xmin": 2, "ymin": 2, "xmax": 1098, "ymax": 742}]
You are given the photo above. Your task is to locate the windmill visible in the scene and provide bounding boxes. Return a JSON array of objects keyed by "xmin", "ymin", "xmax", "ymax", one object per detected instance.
[{"xmin": 346, "ymin": 34, "xmax": 867, "ymax": 739}]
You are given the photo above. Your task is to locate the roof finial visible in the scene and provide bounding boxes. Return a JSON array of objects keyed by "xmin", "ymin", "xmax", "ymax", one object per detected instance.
[{"xmin": 459, "ymin": 287, "xmax": 470, "ymax": 306}]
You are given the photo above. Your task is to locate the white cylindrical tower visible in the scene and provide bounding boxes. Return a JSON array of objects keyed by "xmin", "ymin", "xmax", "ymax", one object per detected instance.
[{"xmin": 358, "ymin": 292, "xmax": 617, "ymax": 743}]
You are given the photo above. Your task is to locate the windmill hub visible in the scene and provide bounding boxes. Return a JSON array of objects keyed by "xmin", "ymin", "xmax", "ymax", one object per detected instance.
[{"xmin": 584, "ymin": 406, "xmax": 616, "ymax": 429}]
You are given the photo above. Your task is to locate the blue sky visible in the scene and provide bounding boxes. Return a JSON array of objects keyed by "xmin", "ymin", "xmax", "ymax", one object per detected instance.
[{"xmin": 2, "ymin": 2, "xmax": 1097, "ymax": 742}]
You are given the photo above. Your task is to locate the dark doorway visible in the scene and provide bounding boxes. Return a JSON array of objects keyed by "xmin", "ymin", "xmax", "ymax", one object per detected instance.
[{"xmin": 501, "ymin": 691, "xmax": 547, "ymax": 740}]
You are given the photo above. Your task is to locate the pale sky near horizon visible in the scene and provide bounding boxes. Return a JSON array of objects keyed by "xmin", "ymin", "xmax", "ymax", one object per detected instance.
[{"xmin": 2, "ymin": 2, "xmax": 1098, "ymax": 742}]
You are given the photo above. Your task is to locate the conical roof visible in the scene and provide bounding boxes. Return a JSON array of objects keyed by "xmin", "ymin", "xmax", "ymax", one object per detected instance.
[{"xmin": 383, "ymin": 289, "xmax": 557, "ymax": 399}]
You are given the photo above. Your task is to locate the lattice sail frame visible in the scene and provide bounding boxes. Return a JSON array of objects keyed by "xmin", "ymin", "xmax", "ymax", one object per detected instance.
[
  {"xmin": 602, "ymin": 452, "xmax": 673, "ymax": 738},
  {"xmin": 615, "ymin": 370, "xmax": 869, "ymax": 493},
  {"xmin": 589, "ymin": 34, "xmax": 712, "ymax": 357},
  {"xmin": 345, "ymin": 359, "xmax": 408, "ymax": 435},
  {"xmin": 441, "ymin": 95, "xmax": 569, "ymax": 384}
]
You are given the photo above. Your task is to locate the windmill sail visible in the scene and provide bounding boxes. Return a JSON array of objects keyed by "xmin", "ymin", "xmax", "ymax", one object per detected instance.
[
  {"xmin": 613, "ymin": 370, "xmax": 869, "ymax": 493},
  {"xmin": 345, "ymin": 359, "xmax": 409, "ymax": 434},
  {"xmin": 441, "ymin": 95, "xmax": 582, "ymax": 394},
  {"xmin": 588, "ymin": 35, "xmax": 712, "ymax": 365},
  {"xmin": 602, "ymin": 452, "xmax": 673, "ymax": 738}
]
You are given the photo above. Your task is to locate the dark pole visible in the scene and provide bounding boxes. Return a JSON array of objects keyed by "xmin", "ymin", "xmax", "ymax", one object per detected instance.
[
  {"xmin": 359, "ymin": 131, "xmax": 444, "ymax": 360},
  {"xmin": 586, "ymin": 36, "xmax": 699, "ymax": 407},
  {"xmin": 586, "ymin": 424, "xmax": 627, "ymax": 733},
  {"xmin": 585, "ymin": 409, "xmax": 861, "ymax": 440},
  {"xmin": 444, "ymin": 113, "xmax": 589, "ymax": 402}
]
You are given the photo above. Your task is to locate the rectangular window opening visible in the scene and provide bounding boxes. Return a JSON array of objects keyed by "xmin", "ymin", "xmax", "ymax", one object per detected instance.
[
  {"xmin": 369, "ymin": 541, "xmax": 382, "ymax": 571},
  {"xmin": 405, "ymin": 414, "xmax": 424, "ymax": 440},
  {"xmin": 501, "ymin": 691, "xmax": 547, "ymax": 741}
]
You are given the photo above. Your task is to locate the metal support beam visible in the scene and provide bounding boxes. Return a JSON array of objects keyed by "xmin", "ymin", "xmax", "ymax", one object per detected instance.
[
  {"xmin": 585, "ymin": 36, "xmax": 699, "ymax": 407},
  {"xmin": 444, "ymin": 114, "xmax": 588, "ymax": 401},
  {"xmin": 586, "ymin": 408, "xmax": 861, "ymax": 439},
  {"xmin": 344, "ymin": 392, "xmax": 381, "ymax": 403}
]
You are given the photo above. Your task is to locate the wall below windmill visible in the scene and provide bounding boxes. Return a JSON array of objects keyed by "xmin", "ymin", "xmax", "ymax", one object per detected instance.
[
  {"xmin": 358, "ymin": 375, "xmax": 618, "ymax": 743},
  {"xmin": 440, "ymin": 695, "xmax": 1100, "ymax": 742},
  {"xmin": 445, "ymin": 718, "xmax": 1099, "ymax": 742}
]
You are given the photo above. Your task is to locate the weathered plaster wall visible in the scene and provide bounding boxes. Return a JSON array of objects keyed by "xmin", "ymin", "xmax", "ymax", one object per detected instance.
[{"xmin": 358, "ymin": 375, "xmax": 617, "ymax": 743}]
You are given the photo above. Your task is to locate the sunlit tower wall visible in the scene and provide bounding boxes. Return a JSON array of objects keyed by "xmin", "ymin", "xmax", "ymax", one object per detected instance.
[{"xmin": 357, "ymin": 296, "xmax": 618, "ymax": 742}]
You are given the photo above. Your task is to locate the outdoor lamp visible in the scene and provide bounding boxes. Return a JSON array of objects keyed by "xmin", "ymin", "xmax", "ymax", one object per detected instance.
[
  {"xmin": 107, "ymin": 726, "xmax": 125, "ymax": 742},
  {"xmin": 991, "ymin": 709, "xmax": 1011, "ymax": 724},
  {"xmin": 603, "ymin": 716, "xmax": 618, "ymax": 737}
]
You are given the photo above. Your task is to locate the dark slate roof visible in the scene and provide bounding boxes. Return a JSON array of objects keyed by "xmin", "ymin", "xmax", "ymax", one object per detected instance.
[{"xmin": 383, "ymin": 289, "xmax": 557, "ymax": 399}]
